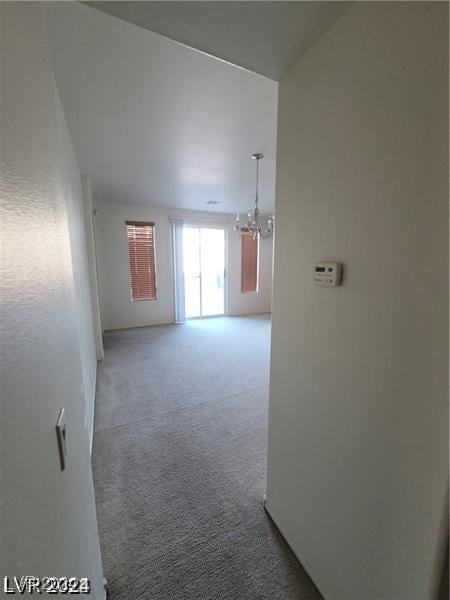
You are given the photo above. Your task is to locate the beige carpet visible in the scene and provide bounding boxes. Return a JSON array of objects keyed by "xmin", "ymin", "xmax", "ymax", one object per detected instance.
[{"xmin": 92, "ymin": 315, "xmax": 322, "ymax": 600}]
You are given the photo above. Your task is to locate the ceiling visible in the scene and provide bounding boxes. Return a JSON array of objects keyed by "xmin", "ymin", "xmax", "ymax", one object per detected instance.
[
  {"xmin": 83, "ymin": 1, "xmax": 349, "ymax": 81},
  {"xmin": 46, "ymin": 2, "xmax": 278, "ymax": 213},
  {"xmin": 46, "ymin": 2, "xmax": 346, "ymax": 213}
]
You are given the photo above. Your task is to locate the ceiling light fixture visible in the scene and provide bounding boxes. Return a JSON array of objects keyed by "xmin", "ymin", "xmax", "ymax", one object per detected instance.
[{"xmin": 234, "ymin": 153, "xmax": 274, "ymax": 239}]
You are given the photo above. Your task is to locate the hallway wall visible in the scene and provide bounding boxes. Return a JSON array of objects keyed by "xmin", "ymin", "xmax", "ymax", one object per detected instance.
[
  {"xmin": 1, "ymin": 3, "xmax": 104, "ymax": 596},
  {"xmin": 94, "ymin": 202, "xmax": 273, "ymax": 330},
  {"xmin": 266, "ymin": 3, "xmax": 448, "ymax": 600},
  {"xmin": 61, "ymin": 128, "xmax": 99, "ymax": 445}
]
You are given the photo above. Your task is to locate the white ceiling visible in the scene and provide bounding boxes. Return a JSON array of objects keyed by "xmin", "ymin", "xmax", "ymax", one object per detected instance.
[
  {"xmin": 83, "ymin": 1, "xmax": 350, "ymax": 81},
  {"xmin": 46, "ymin": 2, "xmax": 278, "ymax": 213},
  {"xmin": 46, "ymin": 2, "xmax": 347, "ymax": 214}
]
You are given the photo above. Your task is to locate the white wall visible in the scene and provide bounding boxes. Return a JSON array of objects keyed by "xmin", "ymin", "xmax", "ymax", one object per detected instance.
[
  {"xmin": 266, "ymin": 3, "xmax": 448, "ymax": 600},
  {"xmin": 1, "ymin": 4, "xmax": 104, "ymax": 597},
  {"xmin": 59, "ymin": 123, "xmax": 98, "ymax": 445},
  {"xmin": 94, "ymin": 202, "xmax": 273, "ymax": 330},
  {"xmin": 81, "ymin": 175, "xmax": 105, "ymax": 364}
]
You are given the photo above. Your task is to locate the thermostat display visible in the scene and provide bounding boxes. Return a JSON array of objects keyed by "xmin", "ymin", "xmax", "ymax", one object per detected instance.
[{"xmin": 314, "ymin": 262, "xmax": 343, "ymax": 287}]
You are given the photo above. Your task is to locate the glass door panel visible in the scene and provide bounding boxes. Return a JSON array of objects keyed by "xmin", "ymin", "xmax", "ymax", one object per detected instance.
[
  {"xmin": 182, "ymin": 225, "xmax": 225, "ymax": 319},
  {"xmin": 200, "ymin": 228, "xmax": 225, "ymax": 316}
]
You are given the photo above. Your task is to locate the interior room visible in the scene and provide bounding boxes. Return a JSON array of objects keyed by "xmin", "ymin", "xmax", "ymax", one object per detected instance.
[{"xmin": 1, "ymin": 2, "xmax": 448, "ymax": 600}]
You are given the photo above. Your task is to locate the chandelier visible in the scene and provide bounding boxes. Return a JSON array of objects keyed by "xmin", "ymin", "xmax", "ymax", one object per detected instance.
[{"xmin": 233, "ymin": 153, "xmax": 274, "ymax": 239}]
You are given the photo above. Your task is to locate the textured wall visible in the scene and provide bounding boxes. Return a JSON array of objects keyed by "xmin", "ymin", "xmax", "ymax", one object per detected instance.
[
  {"xmin": 266, "ymin": 3, "xmax": 448, "ymax": 600},
  {"xmin": 0, "ymin": 4, "xmax": 104, "ymax": 596}
]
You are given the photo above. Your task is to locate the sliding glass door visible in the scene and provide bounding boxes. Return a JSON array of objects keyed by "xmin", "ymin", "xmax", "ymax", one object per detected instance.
[{"xmin": 183, "ymin": 226, "xmax": 225, "ymax": 319}]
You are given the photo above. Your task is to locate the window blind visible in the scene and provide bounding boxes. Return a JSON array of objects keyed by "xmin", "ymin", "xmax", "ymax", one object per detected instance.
[
  {"xmin": 126, "ymin": 221, "xmax": 157, "ymax": 301},
  {"xmin": 241, "ymin": 230, "xmax": 259, "ymax": 293}
]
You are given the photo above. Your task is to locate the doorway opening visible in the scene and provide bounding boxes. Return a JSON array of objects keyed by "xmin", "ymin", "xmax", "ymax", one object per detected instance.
[{"xmin": 183, "ymin": 225, "xmax": 225, "ymax": 318}]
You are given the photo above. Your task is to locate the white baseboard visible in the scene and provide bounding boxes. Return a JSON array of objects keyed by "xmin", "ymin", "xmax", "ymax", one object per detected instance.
[
  {"xmin": 90, "ymin": 361, "xmax": 98, "ymax": 455},
  {"xmin": 104, "ymin": 320, "xmax": 174, "ymax": 332},
  {"xmin": 227, "ymin": 310, "xmax": 272, "ymax": 317}
]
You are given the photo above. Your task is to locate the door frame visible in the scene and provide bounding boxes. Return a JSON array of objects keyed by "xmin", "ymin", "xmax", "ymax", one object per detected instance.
[{"xmin": 182, "ymin": 221, "xmax": 229, "ymax": 318}]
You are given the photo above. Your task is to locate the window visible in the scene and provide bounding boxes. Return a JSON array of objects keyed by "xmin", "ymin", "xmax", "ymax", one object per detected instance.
[
  {"xmin": 241, "ymin": 230, "xmax": 259, "ymax": 293},
  {"xmin": 126, "ymin": 221, "xmax": 157, "ymax": 301}
]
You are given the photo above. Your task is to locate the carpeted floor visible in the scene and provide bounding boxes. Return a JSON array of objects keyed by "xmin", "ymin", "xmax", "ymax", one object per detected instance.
[{"xmin": 92, "ymin": 315, "xmax": 322, "ymax": 600}]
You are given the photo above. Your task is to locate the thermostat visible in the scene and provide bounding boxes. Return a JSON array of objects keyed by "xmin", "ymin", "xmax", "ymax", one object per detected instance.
[{"xmin": 314, "ymin": 262, "xmax": 343, "ymax": 287}]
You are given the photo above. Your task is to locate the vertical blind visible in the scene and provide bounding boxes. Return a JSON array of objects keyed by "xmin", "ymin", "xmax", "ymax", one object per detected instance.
[
  {"xmin": 126, "ymin": 221, "xmax": 157, "ymax": 301},
  {"xmin": 241, "ymin": 230, "xmax": 259, "ymax": 293}
]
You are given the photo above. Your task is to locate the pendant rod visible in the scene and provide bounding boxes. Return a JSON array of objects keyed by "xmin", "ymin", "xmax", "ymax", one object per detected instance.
[{"xmin": 252, "ymin": 152, "xmax": 263, "ymax": 209}]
